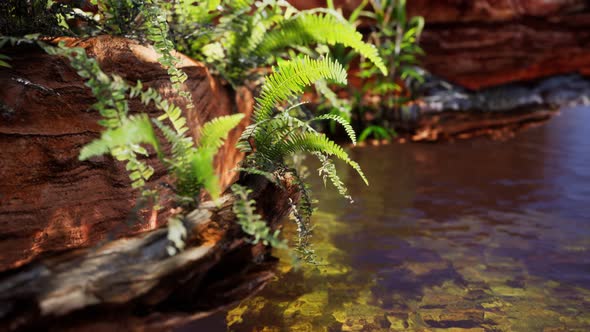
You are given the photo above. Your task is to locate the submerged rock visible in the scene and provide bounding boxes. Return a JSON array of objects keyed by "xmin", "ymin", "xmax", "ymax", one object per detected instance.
[{"xmin": 402, "ymin": 74, "xmax": 590, "ymax": 141}]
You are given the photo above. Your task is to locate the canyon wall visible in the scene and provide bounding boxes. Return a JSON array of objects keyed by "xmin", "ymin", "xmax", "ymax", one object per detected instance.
[{"xmin": 291, "ymin": 0, "xmax": 590, "ymax": 90}]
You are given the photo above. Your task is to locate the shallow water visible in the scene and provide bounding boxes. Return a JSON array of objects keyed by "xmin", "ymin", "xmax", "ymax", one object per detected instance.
[{"xmin": 190, "ymin": 108, "xmax": 590, "ymax": 331}]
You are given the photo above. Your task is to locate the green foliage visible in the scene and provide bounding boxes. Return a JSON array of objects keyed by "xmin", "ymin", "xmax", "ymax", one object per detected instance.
[
  {"xmin": 234, "ymin": 56, "xmax": 369, "ymax": 260},
  {"xmin": 44, "ymin": 42, "xmax": 156, "ymax": 189},
  {"xmin": 150, "ymin": 113, "xmax": 244, "ymax": 201},
  {"xmin": 252, "ymin": 56, "xmax": 348, "ymax": 123},
  {"xmin": 239, "ymin": 57, "xmax": 366, "ymax": 189},
  {"xmin": 232, "ymin": 184, "xmax": 287, "ymax": 249},
  {"xmin": 94, "ymin": 0, "xmax": 145, "ymax": 36},
  {"xmin": 45, "ymin": 41, "xmax": 242, "ymax": 205},
  {"xmin": 1, "ymin": 1, "xmax": 375, "ymax": 261},
  {"xmin": 360, "ymin": 0, "xmax": 425, "ymax": 109},
  {"xmin": 170, "ymin": 0, "xmax": 386, "ymax": 88},
  {"xmin": 0, "ymin": 0, "xmax": 72, "ymax": 36},
  {"xmin": 257, "ymin": 12, "xmax": 387, "ymax": 75},
  {"xmin": 142, "ymin": 0, "xmax": 194, "ymax": 110},
  {"xmin": 288, "ymin": 175, "xmax": 317, "ymax": 263},
  {"xmin": 313, "ymin": 113, "xmax": 356, "ymax": 145},
  {"xmin": 358, "ymin": 124, "xmax": 396, "ymax": 142}
]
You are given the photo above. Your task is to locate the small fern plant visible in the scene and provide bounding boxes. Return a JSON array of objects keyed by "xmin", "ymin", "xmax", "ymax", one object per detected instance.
[
  {"xmin": 239, "ymin": 56, "xmax": 367, "ymax": 195},
  {"xmin": 237, "ymin": 56, "xmax": 368, "ymax": 258},
  {"xmin": 44, "ymin": 42, "xmax": 243, "ymax": 236}
]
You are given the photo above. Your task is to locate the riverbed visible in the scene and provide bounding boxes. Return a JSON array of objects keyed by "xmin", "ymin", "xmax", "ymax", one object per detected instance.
[{"xmin": 188, "ymin": 107, "xmax": 590, "ymax": 331}]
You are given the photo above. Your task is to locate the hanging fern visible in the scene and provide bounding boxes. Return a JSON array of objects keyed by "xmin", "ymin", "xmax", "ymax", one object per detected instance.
[
  {"xmin": 238, "ymin": 56, "xmax": 368, "ymax": 208},
  {"xmin": 43, "ymin": 42, "xmax": 155, "ymax": 189},
  {"xmin": 257, "ymin": 12, "xmax": 388, "ymax": 75},
  {"xmin": 312, "ymin": 113, "xmax": 356, "ymax": 144},
  {"xmin": 44, "ymin": 41, "xmax": 243, "ymax": 204},
  {"xmin": 314, "ymin": 152, "xmax": 352, "ymax": 202},
  {"xmin": 143, "ymin": 0, "xmax": 194, "ymax": 109},
  {"xmin": 269, "ymin": 132, "xmax": 367, "ymax": 184},
  {"xmin": 130, "ymin": 81, "xmax": 189, "ymax": 136},
  {"xmin": 232, "ymin": 184, "xmax": 287, "ymax": 249},
  {"xmin": 79, "ymin": 114, "xmax": 160, "ymax": 160}
]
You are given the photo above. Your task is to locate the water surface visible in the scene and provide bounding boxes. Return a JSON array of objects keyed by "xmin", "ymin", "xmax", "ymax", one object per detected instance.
[{"xmin": 193, "ymin": 108, "xmax": 590, "ymax": 331}]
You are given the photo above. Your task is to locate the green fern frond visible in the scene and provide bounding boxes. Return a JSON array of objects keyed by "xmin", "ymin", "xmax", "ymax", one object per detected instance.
[
  {"xmin": 79, "ymin": 114, "xmax": 159, "ymax": 189},
  {"xmin": 79, "ymin": 114, "xmax": 159, "ymax": 160},
  {"xmin": 143, "ymin": 0, "xmax": 194, "ymax": 109},
  {"xmin": 272, "ymin": 132, "xmax": 368, "ymax": 185},
  {"xmin": 257, "ymin": 13, "xmax": 388, "ymax": 75},
  {"xmin": 312, "ymin": 113, "xmax": 356, "ymax": 145},
  {"xmin": 188, "ymin": 147, "xmax": 220, "ymax": 199},
  {"xmin": 152, "ymin": 114, "xmax": 242, "ymax": 201},
  {"xmin": 130, "ymin": 83, "xmax": 190, "ymax": 136},
  {"xmin": 151, "ymin": 119, "xmax": 195, "ymax": 193},
  {"xmin": 254, "ymin": 56, "xmax": 347, "ymax": 122},
  {"xmin": 314, "ymin": 78, "xmax": 351, "ymax": 118},
  {"xmin": 232, "ymin": 184, "xmax": 287, "ymax": 248},
  {"xmin": 314, "ymin": 152, "xmax": 352, "ymax": 202},
  {"xmin": 199, "ymin": 113, "xmax": 245, "ymax": 149}
]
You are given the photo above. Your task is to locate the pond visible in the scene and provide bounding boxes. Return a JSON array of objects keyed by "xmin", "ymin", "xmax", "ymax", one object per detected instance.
[{"xmin": 188, "ymin": 107, "xmax": 590, "ymax": 331}]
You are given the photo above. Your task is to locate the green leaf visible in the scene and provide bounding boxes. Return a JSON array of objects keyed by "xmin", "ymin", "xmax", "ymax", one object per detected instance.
[
  {"xmin": 79, "ymin": 114, "xmax": 160, "ymax": 160},
  {"xmin": 199, "ymin": 113, "xmax": 245, "ymax": 149}
]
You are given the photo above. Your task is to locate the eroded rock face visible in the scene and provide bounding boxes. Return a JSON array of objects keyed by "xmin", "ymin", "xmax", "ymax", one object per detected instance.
[
  {"xmin": 290, "ymin": 0, "xmax": 590, "ymax": 90},
  {"xmin": 0, "ymin": 36, "xmax": 251, "ymax": 271}
]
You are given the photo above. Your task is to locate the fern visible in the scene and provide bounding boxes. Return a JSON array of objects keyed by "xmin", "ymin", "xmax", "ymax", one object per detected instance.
[
  {"xmin": 257, "ymin": 12, "xmax": 388, "ymax": 75},
  {"xmin": 151, "ymin": 113, "xmax": 244, "ymax": 201},
  {"xmin": 270, "ymin": 132, "xmax": 368, "ymax": 185},
  {"xmin": 253, "ymin": 56, "xmax": 347, "ymax": 123},
  {"xmin": 44, "ymin": 41, "xmax": 243, "ymax": 205},
  {"xmin": 79, "ymin": 114, "xmax": 160, "ymax": 160},
  {"xmin": 142, "ymin": 0, "xmax": 194, "ymax": 110},
  {"xmin": 288, "ymin": 176, "xmax": 317, "ymax": 264},
  {"xmin": 314, "ymin": 152, "xmax": 352, "ymax": 202},
  {"xmin": 130, "ymin": 82, "xmax": 189, "ymax": 135},
  {"xmin": 43, "ymin": 42, "xmax": 157, "ymax": 189},
  {"xmin": 312, "ymin": 113, "xmax": 356, "ymax": 144},
  {"xmin": 238, "ymin": 56, "xmax": 367, "ymax": 213},
  {"xmin": 199, "ymin": 114, "xmax": 244, "ymax": 149},
  {"xmin": 232, "ymin": 184, "xmax": 287, "ymax": 249}
]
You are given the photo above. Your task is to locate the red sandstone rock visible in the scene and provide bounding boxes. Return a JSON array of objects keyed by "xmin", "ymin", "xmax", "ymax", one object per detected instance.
[
  {"xmin": 0, "ymin": 36, "xmax": 252, "ymax": 271},
  {"xmin": 290, "ymin": 0, "xmax": 590, "ymax": 89}
]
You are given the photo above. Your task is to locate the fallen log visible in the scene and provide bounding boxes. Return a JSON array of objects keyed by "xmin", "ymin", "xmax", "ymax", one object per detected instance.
[{"xmin": 0, "ymin": 173, "xmax": 299, "ymax": 331}]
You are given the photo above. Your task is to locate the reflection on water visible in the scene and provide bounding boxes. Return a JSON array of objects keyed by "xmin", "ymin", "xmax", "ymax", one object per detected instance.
[{"xmin": 194, "ymin": 108, "xmax": 590, "ymax": 331}]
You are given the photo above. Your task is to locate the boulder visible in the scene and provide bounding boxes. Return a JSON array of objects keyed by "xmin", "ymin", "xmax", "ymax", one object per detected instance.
[{"xmin": 0, "ymin": 36, "xmax": 252, "ymax": 271}]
